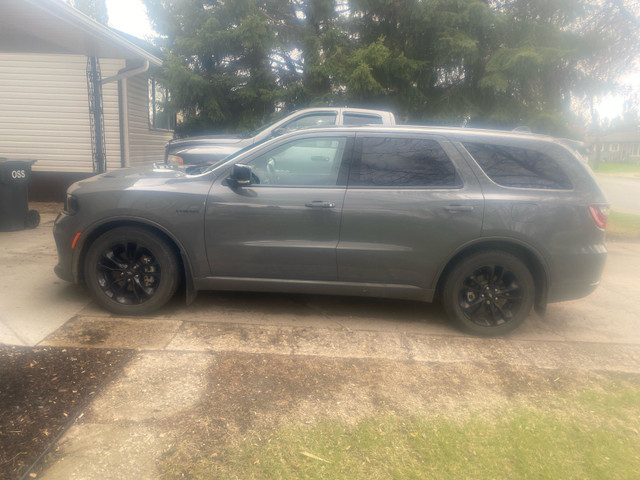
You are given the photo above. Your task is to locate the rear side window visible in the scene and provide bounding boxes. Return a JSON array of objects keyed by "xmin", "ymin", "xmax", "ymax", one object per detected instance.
[
  {"xmin": 350, "ymin": 137, "xmax": 461, "ymax": 187},
  {"xmin": 343, "ymin": 114, "xmax": 383, "ymax": 125},
  {"xmin": 463, "ymin": 142, "xmax": 572, "ymax": 189}
]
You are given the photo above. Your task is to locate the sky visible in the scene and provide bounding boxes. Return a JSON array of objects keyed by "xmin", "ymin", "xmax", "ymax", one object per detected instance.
[
  {"xmin": 106, "ymin": 0, "xmax": 155, "ymax": 40},
  {"xmin": 104, "ymin": 0, "xmax": 637, "ymax": 123}
]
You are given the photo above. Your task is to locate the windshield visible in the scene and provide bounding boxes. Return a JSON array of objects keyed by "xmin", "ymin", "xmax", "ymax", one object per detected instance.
[
  {"xmin": 248, "ymin": 116, "xmax": 285, "ymax": 137},
  {"xmin": 200, "ymin": 141, "xmax": 266, "ymax": 174}
]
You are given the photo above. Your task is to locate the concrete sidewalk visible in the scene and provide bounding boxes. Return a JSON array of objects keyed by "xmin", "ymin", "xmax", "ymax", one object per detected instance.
[{"xmin": 33, "ymin": 318, "xmax": 640, "ymax": 479}]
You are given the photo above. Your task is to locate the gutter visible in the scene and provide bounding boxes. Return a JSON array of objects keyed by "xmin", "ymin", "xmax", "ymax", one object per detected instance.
[{"xmin": 103, "ymin": 61, "xmax": 150, "ymax": 168}]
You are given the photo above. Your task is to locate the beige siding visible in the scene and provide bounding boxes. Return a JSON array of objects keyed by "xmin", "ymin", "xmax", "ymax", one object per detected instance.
[
  {"xmin": 0, "ymin": 53, "xmax": 123, "ymax": 173},
  {"xmin": 126, "ymin": 75, "xmax": 173, "ymax": 166}
]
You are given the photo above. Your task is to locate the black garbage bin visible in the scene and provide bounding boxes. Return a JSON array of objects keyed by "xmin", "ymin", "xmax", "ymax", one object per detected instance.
[{"xmin": 0, "ymin": 158, "xmax": 40, "ymax": 232}]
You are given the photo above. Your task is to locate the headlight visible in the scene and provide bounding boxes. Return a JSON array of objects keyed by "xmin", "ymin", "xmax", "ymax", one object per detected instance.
[
  {"xmin": 167, "ymin": 155, "xmax": 183, "ymax": 166},
  {"xmin": 65, "ymin": 193, "xmax": 79, "ymax": 215}
]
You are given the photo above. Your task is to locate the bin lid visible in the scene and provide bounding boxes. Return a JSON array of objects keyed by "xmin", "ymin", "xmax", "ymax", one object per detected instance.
[{"xmin": 0, "ymin": 158, "xmax": 37, "ymax": 165}]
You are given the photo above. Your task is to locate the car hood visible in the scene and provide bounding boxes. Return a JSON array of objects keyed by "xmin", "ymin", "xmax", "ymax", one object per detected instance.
[
  {"xmin": 68, "ymin": 164, "xmax": 209, "ymax": 194},
  {"xmin": 168, "ymin": 136, "xmax": 252, "ymax": 151}
]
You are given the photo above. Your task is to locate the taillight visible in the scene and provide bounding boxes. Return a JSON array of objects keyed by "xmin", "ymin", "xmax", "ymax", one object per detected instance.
[{"xmin": 589, "ymin": 204, "xmax": 609, "ymax": 230}]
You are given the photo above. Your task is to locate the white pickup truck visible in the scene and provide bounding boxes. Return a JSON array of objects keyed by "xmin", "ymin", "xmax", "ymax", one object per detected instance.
[{"xmin": 166, "ymin": 107, "xmax": 396, "ymax": 166}]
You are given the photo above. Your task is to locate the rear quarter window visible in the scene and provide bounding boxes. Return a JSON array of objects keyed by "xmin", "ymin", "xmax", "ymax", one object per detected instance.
[{"xmin": 463, "ymin": 142, "xmax": 572, "ymax": 189}]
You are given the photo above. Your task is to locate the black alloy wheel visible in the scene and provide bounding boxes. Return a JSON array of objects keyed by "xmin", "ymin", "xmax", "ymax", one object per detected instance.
[
  {"xmin": 84, "ymin": 227, "xmax": 180, "ymax": 315},
  {"xmin": 443, "ymin": 251, "xmax": 534, "ymax": 336}
]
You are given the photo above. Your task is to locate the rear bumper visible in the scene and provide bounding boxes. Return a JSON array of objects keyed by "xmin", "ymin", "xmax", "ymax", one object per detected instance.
[
  {"xmin": 547, "ymin": 244, "xmax": 607, "ymax": 303},
  {"xmin": 548, "ymin": 280, "xmax": 601, "ymax": 303}
]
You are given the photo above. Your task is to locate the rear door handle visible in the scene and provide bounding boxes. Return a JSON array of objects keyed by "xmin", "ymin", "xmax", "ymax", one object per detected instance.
[
  {"xmin": 305, "ymin": 201, "xmax": 336, "ymax": 208},
  {"xmin": 444, "ymin": 205, "xmax": 474, "ymax": 213}
]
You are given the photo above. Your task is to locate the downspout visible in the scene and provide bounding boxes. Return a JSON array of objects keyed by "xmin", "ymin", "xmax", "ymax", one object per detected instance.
[{"xmin": 102, "ymin": 60, "xmax": 150, "ymax": 168}]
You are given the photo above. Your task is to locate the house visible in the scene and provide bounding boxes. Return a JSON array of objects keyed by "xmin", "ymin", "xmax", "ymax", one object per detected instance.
[
  {"xmin": 0, "ymin": 0, "xmax": 173, "ymax": 200},
  {"xmin": 590, "ymin": 131, "xmax": 640, "ymax": 165}
]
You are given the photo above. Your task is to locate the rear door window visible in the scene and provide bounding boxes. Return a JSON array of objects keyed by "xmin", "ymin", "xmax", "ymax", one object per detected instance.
[
  {"xmin": 463, "ymin": 142, "xmax": 572, "ymax": 189},
  {"xmin": 349, "ymin": 137, "xmax": 461, "ymax": 187}
]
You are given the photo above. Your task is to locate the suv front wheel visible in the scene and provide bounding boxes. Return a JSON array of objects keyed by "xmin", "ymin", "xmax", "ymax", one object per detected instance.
[
  {"xmin": 83, "ymin": 227, "xmax": 180, "ymax": 315},
  {"xmin": 443, "ymin": 251, "xmax": 534, "ymax": 336}
]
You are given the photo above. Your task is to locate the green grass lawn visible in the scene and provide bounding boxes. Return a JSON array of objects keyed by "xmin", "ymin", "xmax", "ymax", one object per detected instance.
[
  {"xmin": 160, "ymin": 378, "xmax": 640, "ymax": 479},
  {"xmin": 595, "ymin": 163, "xmax": 640, "ymax": 175},
  {"xmin": 607, "ymin": 211, "xmax": 640, "ymax": 240}
]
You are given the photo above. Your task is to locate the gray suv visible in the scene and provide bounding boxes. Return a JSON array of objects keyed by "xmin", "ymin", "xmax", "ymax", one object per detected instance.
[{"xmin": 54, "ymin": 126, "xmax": 608, "ymax": 336}]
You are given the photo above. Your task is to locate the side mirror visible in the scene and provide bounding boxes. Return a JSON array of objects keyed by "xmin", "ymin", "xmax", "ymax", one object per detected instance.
[{"xmin": 228, "ymin": 163, "xmax": 253, "ymax": 188}]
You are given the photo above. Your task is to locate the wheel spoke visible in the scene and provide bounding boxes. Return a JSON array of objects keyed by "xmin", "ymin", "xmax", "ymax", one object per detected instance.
[
  {"xmin": 97, "ymin": 263, "xmax": 121, "ymax": 273},
  {"xmin": 131, "ymin": 278, "xmax": 143, "ymax": 303},
  {"xmin": 493, "ymin": 265, "xmax": 504, "ymax": 284},
  {"xmin": 465, "ymin": 301, "xmax": 484, "ymax": 320},
  {"xmin": 493, "ymin": 302, "xmax": 510, "ymax": 322},
  {"xmin": 104, "ymin": 251, "xmax": 127, "ymax": 269},
  {"xmin": 488, "ymin": 303, "xmax": 504, "ymax": 325},
  {"xmin": 102, "ymin": 277, "xmax": 123, "ymax": 292}
]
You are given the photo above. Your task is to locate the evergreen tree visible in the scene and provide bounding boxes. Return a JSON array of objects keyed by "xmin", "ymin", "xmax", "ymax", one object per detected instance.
[{"xmin": 144, "ymin": 0, "xmax": 640, "ymax": 137}]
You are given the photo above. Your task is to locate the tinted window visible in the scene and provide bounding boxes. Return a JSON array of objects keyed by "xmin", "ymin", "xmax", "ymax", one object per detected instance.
[
  {"xmin": 463, "ymin": 142, "xmax": 572, "ymax": 189},
  {"xmin": 247, "ymin": 137, "xmax": 347, "ymax": 186},
  {"xmin": 343, "ymin": 114, "xmax": 383, "ymax": 125},
  {"xmin": 350, "ymin": 137, "xmax": 461, "ymax": 187}
]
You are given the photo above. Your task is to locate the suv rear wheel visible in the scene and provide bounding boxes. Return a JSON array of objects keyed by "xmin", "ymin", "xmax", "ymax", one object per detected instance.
[
  {"xmin": 443, "ymin": 251, "xmax": 534, "ymax": 336},
  {"xmin": 84, "ymin": 227, "xmax": 180, "ymax": 315}
]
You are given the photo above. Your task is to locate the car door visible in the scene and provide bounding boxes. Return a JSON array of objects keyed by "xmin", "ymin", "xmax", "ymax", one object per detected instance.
[
  {"xmin": 337, "ymin": 133, "xmax": 484, "ymax": 290},
  {"xmin": 205, "ymin": 134, "xmax": 354, "ymax": 281}
]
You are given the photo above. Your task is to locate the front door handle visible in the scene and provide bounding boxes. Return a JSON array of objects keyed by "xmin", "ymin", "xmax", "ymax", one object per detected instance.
[
  {"xmin": 305, "ymin": 201, "xmax": 336, "ymax": 209},
  {"xmin": 444, "ymin": 205, "xmax": 474, "ymax": 213}
]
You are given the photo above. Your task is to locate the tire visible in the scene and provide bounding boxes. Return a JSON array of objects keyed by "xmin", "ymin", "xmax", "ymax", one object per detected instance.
[
  {"xmin": 442, "ymin": 251, "xmax": 534, "ymax": 336},
  {"xmin": 25, "ymin": 210, "xmax": 40, "ymax": 229},
  {"xmin": 83, "ymin": 226, "xmax": 180, "ymax": 316}
]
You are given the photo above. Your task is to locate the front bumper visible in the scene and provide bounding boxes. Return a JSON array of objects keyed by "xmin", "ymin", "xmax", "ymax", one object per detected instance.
[{"xmin": 53, "ymin": 212, "xmax": 79, "ymax": 283}]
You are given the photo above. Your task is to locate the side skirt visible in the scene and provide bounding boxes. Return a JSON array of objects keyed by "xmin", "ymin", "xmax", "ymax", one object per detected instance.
[{"xmin": 194, "ymin": 276, "xmax": 434, "ymax": 303}]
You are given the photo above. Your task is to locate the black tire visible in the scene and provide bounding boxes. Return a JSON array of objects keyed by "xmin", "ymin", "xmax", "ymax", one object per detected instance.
[
  {"xmin": 25, "ymin": 210, "xmax": 40, "ymax": 229},
  {"xmin": 83, "ymin": 226, "xmax": 180, "ymax": 315},
  {"xmin": 442, "ymin": 251, "xmax": 534, "ymax": 336}
]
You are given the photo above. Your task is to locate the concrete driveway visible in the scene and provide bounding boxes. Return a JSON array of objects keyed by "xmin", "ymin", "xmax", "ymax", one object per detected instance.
[
  {"xmin": 0, "ymin": 204, "xmax": 90, "ymax": 345},
  {"xmin": 4, "ymin": 202, "xmax": 640, "ymax": 480},
  {"xmin": 1, "ymin": 202, "xmax": 639, "ymax": 348}
]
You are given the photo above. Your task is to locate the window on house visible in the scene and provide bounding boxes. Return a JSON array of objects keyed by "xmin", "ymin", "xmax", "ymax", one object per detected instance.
[
  {"xmin": 609, "ymin": 143, "xmax": 620, "ymax": 152},
  {"xmin": 148, "ymin": 78, "xmax": 175, "ymax": 130}
]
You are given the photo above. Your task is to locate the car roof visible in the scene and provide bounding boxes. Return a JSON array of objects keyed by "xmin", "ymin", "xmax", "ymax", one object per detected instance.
[{"xmin": 277, "ymin": 124, "xmax": 567, "ymax": 145}]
